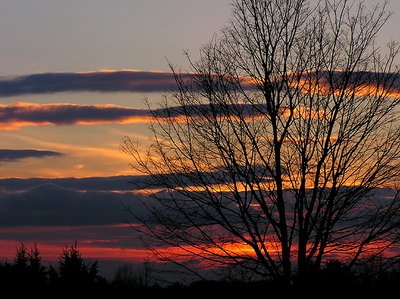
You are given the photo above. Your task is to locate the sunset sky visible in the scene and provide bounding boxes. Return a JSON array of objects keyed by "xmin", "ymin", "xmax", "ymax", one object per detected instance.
[{"xmin": 1, "ymin": 0, "xmax": 400, "ymax": 276}]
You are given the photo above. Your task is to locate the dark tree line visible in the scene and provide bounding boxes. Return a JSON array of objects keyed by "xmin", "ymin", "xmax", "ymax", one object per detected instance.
[
  {"xmin": 0, "ymin": 243, "xmax": 105, "ymax": 292},
  {"xmin": 1, "ymin": 243, "xmax": 399, "ymax": 295}
]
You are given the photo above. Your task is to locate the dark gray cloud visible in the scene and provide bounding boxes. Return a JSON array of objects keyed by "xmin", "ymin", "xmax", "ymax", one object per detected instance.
[
  {"xmin": 0, "ymin": 70, "xmax": 194, "ymax": 96},
  {"xmin": 0, "ymin": 149, "xmax": 62, "ymax": 162},
  {"xmin": 0, "ymin": 183, "xmax": 148, "ymax": 226},
  {"xmin": 0, "ymin": 175, "xmax": 393, "ymax": 243},
  {"xmin": 0, "ymin": 175, "xmax": 138, "ymax": 191},
  {"xmin": 0, "ymin": 70, "xmax": 398, "ymax": 98},
  {"xmin": 0, "ymin": 169, "xmax": 276, "ymax": 228},
  {"xmin": 0, "ymin": 170, "xmax": 272, "ymax": 192},
  {"xmin": 0, "ymin": 102, "xmax": 269, "ymax": 129},
  {"xmin": 0, "ymin": 103, "xmax": 151, "ymax": 128},
  {"xmin": 0, "ymin": 224, "xmax": 144, "ymax": 249}
]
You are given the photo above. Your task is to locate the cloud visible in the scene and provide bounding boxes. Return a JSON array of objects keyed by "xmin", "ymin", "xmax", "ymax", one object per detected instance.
[
  {"xmin": 0, "ymin": 170, "xmax": 273, "ymax": 226},
  {"xmin": 0, "ymin": 175, "xmax": 140, "ymax": 192},
  {"xmin": 0, "ymin": 173, "xmax": 239, "ymax": 192},
  {"xmin": 0, "ymin": 102, "xmax": 152, "ymax": 129},
  {"xmin": 0, "ymin": 102, "xmax": 269, "ymax": 130},
  {"xmin": 0, "ymin": 149, "xmax": 62, "ymax": 162},
  {"xmin": 0, "ymin": 183, "xmax": 148, "ymax": 226},
  {"xmin": 0, "ymin": 69, "xmax": 398, "ymax": 98},
  {"xmin": 0, "ymin": 176, "xmax": 153, "ymax": 264},
  {"xmin": 0, "ymin": 69, "xmax": 256, "ymax": 97},
  {"xmin": 0, "ymin": 70, "xmax": 193, "ymax": 96},
  {"xmin": 0, "ymin": 175, "xmax": 394, "ymax": 270}
]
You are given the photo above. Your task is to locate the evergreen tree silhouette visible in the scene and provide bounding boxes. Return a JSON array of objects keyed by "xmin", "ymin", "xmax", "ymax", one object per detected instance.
[
  {"xmin": 58, "ymin": 242, "xmax": 103, "ymax": 289},
  {"xmin": 28, "ymin": 243, "xmax": 47, "ymax": 286},
  {"xmin": 14, "ymin": 243, "xmax": 28, "ymax": 268},
  {"xmin": 13, "ymin": 243, "xmax": 30, "ymax": 285},
  {"xmin": 0, "ymin": 243, "xmax": 48, "ymax": 291}
]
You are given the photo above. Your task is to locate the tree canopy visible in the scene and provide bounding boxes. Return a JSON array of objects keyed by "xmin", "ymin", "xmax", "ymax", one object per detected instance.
[{"xmin": 123, "ymin": 0, "xmax": 400, "ymax": 283}]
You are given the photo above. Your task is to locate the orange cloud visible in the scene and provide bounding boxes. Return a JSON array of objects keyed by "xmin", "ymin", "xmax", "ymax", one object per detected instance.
[
  {"xmin": 286, "ymin": 71, "xmax": 400, "ymax": 99},
  {"xmin": 0, "ymin": 102, "xmax": 154, "ymax": 130},
  {"xmin": 0, "ymin": 102, "xmax": 272, "ymax": 130}
]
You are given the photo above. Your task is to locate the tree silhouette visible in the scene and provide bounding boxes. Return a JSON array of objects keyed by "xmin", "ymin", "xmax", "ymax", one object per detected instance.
[
  {"xmin": 123, "ymin": 0, "xmax": 400, "ymax": 284},
  {"xmin": 113, "ymin": 260, "xmax": 155, "ymax": 288},
  {"xmin": 113, "ymin": 264, "xmax": 137, "ymax": 288},
  {"xmin": 28, "ymin": 244, "xmax": 47, "ymax": 286},
  {"xmin": 14, "ymin": 243, "xmax": 28, "ymax": 268},
  {"xmin": 57, "ymin": 243, "xmax": 103, "ymax": 289},
  {"xmin": 0, "ymin": 243, "xmax": 109, "ymax": 293},
  {"xmin": 0, "ymin": 243, "xmax": 48, "ymax": 290}
]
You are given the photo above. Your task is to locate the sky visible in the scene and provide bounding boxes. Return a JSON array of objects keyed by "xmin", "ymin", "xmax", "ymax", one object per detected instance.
[
  {"xmin": 0, "ymin": 0, "xmax": 231, "ymax": 75},
  {"xmin": 0, "ymin": 0, "xmax": 231, "ymax": 179},
  {"xmin": 0, "ymin": 0, "xmax": 232, "ymax": 274},
  {"xmin": 0, "ymin": 0, "xmax": 400, "ymax": 278}
]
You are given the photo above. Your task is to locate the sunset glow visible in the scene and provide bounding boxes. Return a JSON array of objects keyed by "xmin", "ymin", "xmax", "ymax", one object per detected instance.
[{"xmin": 1, "ymin": 0, "xmax": 400, "ymax": 286}]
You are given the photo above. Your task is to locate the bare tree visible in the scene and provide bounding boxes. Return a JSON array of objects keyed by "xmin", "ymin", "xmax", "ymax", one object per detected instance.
[{"xmin": 122, "ymin": 0, "xmax": 400, "ymax": 284}]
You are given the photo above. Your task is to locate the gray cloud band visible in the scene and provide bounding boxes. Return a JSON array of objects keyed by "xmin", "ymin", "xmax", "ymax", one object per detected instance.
[
  {"xmin": 0, "ymin": 102, "xmax": 268, "ymax": 128},
  {"xmin": 0, "ymin": 149, "xmax": 62, "ymax": 162},
  {"xmin": 0, "ymin": 70, "xmax": 398, "ymax": 97},
  {"xmin": 0, "ymin": 183, "xmax": 144, "ymax": 226},
  {"xmin": 0, "ymin": 70, "xmax": 192, "ymax": 96}
]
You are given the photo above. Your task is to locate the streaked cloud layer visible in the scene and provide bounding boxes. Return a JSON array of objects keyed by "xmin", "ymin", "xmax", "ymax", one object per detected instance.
[
  {"xmin": 0, "ymin": 102, "xmax": 152, "ymax": 129},
  {"xmin": 0, "ymin": 102, "xmax": 265, "ymax": 130},
  {"xmin": 1, "ymin": 68, "xmax": 399, "ymax": 266},
  {"xmin": 0, "ymin": 149, "xmax": 62, "ymax": 162},
  {"xmin": 0, "ymin": 70, "xmax": 191, "ymax": 96},
  {"xmin": 0, "ymin": 176, "xmax": 149, "ymax": 262},
  {"xmin": 0, "ymin": 173, "xmax": 257, "ymax": 226},
  {"xmin": 0, "ymin": 183, "xmax": 139, "ymax": 226},
  {"xmin": 0, "ymin": 70, "xmax": 399, "ymax": 97},
  {"xmin": 0, "ymin": 175, "xmax": 138, "ymax": 191},
  {"xmin": 0, "ymin": 176, "xmax": 395, "ymax": 260}
]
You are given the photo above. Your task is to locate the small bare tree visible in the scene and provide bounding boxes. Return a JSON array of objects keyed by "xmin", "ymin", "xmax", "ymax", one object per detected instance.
[
  {"xmin": 113, "ymin": 260, "xmax": 154, "ymax": 287},
  {"xmin": 123, "ymin": 0, "xmax": 400, "ymax": 284}
]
